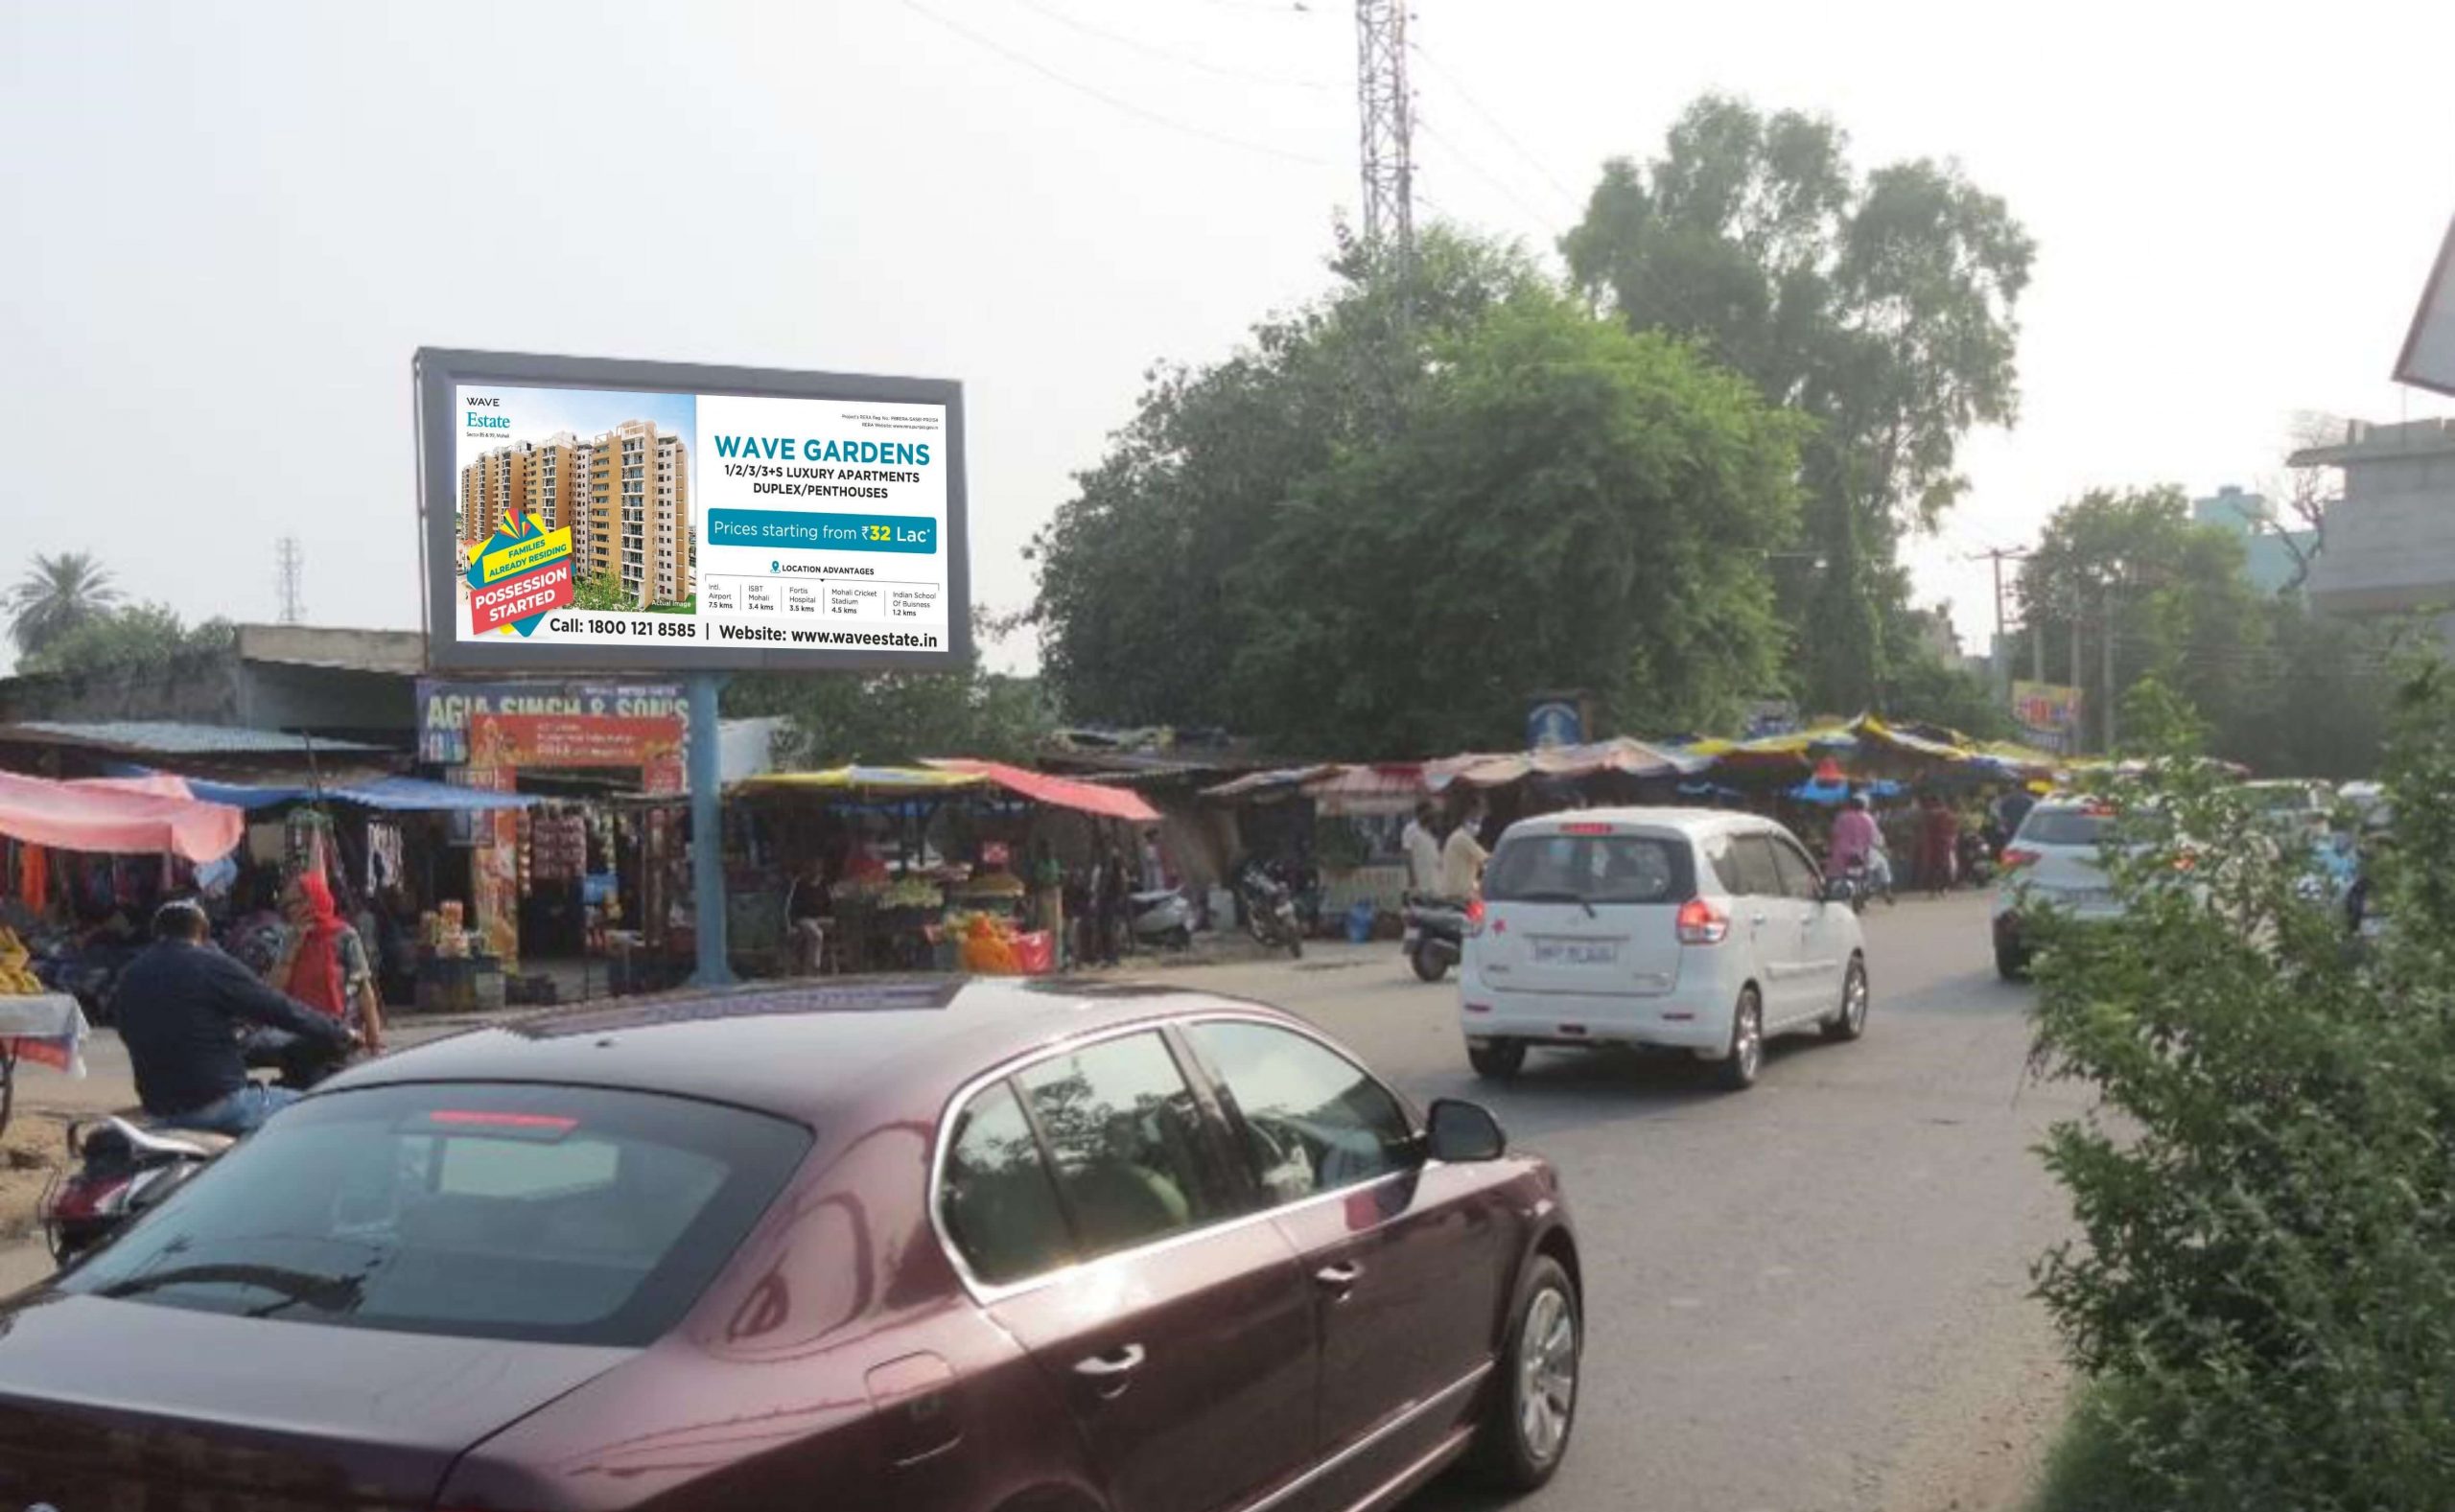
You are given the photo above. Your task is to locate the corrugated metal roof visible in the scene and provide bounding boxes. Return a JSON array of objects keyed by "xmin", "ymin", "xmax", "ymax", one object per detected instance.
[{"xmin": 0, "ymin": 721, "xmax": 393, "ymax": 756}]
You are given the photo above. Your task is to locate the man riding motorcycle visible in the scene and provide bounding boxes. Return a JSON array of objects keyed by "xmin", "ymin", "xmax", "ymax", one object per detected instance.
[{"xmin": 113, "ymin": 898, "xmax": 359, "ymax": 1135}]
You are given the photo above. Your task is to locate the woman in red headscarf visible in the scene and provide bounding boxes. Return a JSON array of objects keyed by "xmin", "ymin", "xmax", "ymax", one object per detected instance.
[{"xmin": 271, "ymin": 870, "xmax": 386, "ymax": 1054}]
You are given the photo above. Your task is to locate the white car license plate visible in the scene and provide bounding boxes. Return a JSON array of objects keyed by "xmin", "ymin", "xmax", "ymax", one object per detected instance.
[{"xmin": 1531, "ymin": 938, "xmax": 1618, "ymax": 966}]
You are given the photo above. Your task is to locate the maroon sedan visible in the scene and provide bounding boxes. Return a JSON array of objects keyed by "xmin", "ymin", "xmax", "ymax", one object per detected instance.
[{"xmin": 0, "ymin": 977, "xmax": 1580, "ymax": 1511}]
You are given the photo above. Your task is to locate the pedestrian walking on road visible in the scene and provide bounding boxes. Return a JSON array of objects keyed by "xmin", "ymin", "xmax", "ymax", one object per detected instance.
[
  {"xmin": 1919, "ymin": 795, "xmax": 1960, "ymax": 896},
  {"xmin": 1096, "ymin": 843, "xmax": 1128, "ymax": 965}
]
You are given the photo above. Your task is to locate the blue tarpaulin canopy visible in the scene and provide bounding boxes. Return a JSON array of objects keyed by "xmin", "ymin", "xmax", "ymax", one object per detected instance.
[{"xmin": 163, "ymin": 773, "xmax": 538, "ymax": 813}]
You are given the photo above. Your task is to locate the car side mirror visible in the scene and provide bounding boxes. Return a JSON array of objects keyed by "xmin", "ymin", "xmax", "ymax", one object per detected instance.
[
  {"xmin": 1821, "ymin": 876, "xmax": 1855, "ymax": 904},
  {"xmin": 1425, "ymin": 1099, "xmax": 1507, "ymax": 1163}
]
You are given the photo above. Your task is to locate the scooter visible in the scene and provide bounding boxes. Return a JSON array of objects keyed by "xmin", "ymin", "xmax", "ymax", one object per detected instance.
[
  {"xmin": 40, "ymin": 1031, "xmax": 353, "ymax": 1267},
  {"xmin": 1401, "ymin": 894, "xmax": 1468, "ymax": 982},
  {"xmin": 1235, "ymin": 861, "xmax": 1305, "ymax": 960},
  {"xmin": 1129, "ymin": 888, "xmax": 1196, "ymax": 950}
]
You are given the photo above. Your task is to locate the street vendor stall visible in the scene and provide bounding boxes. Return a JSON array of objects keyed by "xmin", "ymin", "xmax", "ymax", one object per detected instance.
[
  {"xmin": 0, "ymin": 769, "xmax": 242, "ymax": 1131},
  {"xmin": 730, "ymin": 761, "xmax": 1158, "ymax": 978}
]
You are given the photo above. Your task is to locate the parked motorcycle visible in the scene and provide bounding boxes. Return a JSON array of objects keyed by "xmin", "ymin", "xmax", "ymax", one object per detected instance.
[
  {"xmin": 1234, "ymin": 861, "xmax": 1305, "ymax": 960},
  {"xmin": 40, "ymin": 1031, "xmax": 353, "ymax": 1267},
  {"xmin": 1401, "ymin": 894, "xmax": 1468, "ymax": 982},
  {"xmin": 1128, "ymin": 887, "xmax": 1196, "ymax": 950}
]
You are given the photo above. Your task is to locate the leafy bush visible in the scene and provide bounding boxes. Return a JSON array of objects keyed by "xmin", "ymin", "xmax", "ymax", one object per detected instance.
[{"xmin": 2027, "ymin": 671, "xmax": 2455, "ymax": 1510}]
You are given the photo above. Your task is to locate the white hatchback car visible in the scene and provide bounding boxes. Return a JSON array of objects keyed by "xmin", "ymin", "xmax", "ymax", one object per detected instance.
[
  {"xmin": 1459, "ymin": 808, "xmax": 1870, "ymax": 1091},
  {"xmin": 1991, "ymin": 799, "xmax": 2129, "ymax": 978}
]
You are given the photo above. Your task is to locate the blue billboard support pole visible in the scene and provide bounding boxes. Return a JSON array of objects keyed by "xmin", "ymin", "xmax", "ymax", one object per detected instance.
[{"xmin": 689, "ymin": 672, "xmax": 735, "ymax": 988}]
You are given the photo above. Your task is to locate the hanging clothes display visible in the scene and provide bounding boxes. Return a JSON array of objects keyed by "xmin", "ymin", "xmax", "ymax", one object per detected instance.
[{"xmin": 364, "ymin": 822, "xmax": 405, "ymax": 896}]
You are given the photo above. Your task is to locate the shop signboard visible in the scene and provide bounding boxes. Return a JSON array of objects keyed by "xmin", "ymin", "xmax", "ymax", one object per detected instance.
[
  {"xmin": 417, "ymin": 680, "xmax": 688, "ymax": 765},
  {"xmin": 417, "ymin": 349, "xmax": 970, "ymax": 672}
]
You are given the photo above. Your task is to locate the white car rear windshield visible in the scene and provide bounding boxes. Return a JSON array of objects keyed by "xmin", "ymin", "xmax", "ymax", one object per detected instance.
[
  {"xmin": 2018, "ymin": 809, "xmax": 2110, "ymax": 847},
  {"xmin": 1484, "ymin": 833, "xmax": 1695, "ymax": 905},
  {"xmin": 59, "ymin": 1082, "xmax": 809, "ymax": 1347}
]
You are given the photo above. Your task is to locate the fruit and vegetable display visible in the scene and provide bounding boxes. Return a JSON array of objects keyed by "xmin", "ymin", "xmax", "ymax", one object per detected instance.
[{"xmin": 0, "ymin": 928, "xmax": 44, "ymax": 995}]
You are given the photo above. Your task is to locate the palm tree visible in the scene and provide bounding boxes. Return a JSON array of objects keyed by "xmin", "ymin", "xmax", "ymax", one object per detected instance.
[{"xmin": 7, "ymin": 551, "xmax": 120, "ymax": 658}]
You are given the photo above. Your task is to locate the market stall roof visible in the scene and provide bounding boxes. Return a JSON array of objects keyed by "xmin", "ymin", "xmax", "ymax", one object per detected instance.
[
  {"xmin": 1199, "ymin": 764, "xmax": 1345, "ymax": 803},
  {"xmin": 924, "ymin": 759, "xmax": 1162, "ymax": 824},
  {"xmin": 170, "ymin": 773, "xmax": 541, "ymax": 813},
  {"xmin": 736, "ymin": 766, "xmax": 989, "ymax": 801},
  {"xmin": 0, "ymin": 769, "xmax": 244, "ymax": 861},
  {"xmin": 1427, "ymin": 736, "xmax": 1706, "ymax": 790}
]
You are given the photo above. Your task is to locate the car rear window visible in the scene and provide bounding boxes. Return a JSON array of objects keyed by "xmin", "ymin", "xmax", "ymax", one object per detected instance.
[
  {"xmin": 2019, "ymin": 809, "xmax": 2109, "ymax": 847},
  {"xmin": 58, "ymin": 1083, "xmax": 809, "ymax": 1347},
  {"xmin": 1484, "ymin": 833, "xmax": 1694, "ymax": 905}
]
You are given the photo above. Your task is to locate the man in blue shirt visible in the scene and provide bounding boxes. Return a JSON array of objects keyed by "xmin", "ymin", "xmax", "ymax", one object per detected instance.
[{"xmin": 114, "ymin": 899, "xmax": 357, "ymax": 1134}]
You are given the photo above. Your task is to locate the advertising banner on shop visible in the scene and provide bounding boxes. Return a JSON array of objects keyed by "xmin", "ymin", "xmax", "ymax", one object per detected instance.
[{"xmin": 418, "ymin": 350, "xmax": 969, "ymax": 672}]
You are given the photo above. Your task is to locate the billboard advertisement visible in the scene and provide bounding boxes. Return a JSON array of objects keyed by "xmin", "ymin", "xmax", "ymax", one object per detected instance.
[
  {"xmin": 418, "ymin": 350, "xmax": 968, "ymax": 671},
  {"xmin": 2012, "ymin": 680, "xmax": 2084, "ymax": 755}
]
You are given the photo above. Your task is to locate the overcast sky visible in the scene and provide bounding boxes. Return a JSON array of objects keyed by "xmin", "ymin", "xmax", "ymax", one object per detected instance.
[{"xmin": 5, "ymin": 0, "xmax": 2451, "ymax": 680}]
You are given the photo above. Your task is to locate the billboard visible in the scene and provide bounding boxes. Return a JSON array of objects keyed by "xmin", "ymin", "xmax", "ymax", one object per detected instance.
[
  {"xmin": 2012, "ymin": 680, "xmax": 2084, "ymax": 755},
  {"xmin": 418, "ymin": 350, "xmax": 969, "ymax": 671}
]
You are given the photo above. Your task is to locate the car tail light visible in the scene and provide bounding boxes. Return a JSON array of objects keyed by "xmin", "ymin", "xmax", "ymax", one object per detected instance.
[
  {"xmin": 1560, "ymin": 822, "xmax": 1613, "ymax": 835},
  {"xmin": 1464, "ymin": 896, "xmax": 1486, "ymax": 936},
  {"xmin": 1675, "ymin": 897, "xmax": 1729, "ymax": 945},
  {"xmin": 2001, "ymin": 848, "xmax": 2040, "ymax": 870},
  {"xmin": 40, "ymin": 1173, "xmax": 132, "ymax": 1223}
]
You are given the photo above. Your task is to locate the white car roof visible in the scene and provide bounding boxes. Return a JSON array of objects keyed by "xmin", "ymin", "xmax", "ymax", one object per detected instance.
[{"xmin": 1499, "ymin": 805, "xmax": 1790, "ymax": 841}]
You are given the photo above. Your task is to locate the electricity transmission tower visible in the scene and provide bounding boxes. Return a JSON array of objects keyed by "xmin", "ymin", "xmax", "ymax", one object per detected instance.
[
  {"xmin": 275, "ymin": 536, "xmax": 305, "ymax": 624},
  {"xmin": 1354, "ymin": 0, "xmax": 1415, "ymax": 277}
]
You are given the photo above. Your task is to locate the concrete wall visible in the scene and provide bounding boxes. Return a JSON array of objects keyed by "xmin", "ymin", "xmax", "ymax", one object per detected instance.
[
  {"xmin": 0, "ymin": 649, "xmax": 241, "ymax": 725},
  {"xmin": 2305, "ymin": 419, "xmax": 2455, "ymax": 618}
]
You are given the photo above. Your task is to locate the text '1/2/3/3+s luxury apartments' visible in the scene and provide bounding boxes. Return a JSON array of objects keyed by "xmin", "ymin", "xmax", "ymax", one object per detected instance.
[{"xmin": 458, "ymin": 420, "xmax": 692, "ymax": 608}]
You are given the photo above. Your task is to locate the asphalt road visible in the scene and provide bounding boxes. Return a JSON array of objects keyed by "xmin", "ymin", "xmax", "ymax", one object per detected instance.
[
  {"xmin": 1188, "ymin": 893, "xmax": 2084, "ymax": 1512},
  {"xmin": 5, "ymin": 893, "xmax": 2079, "ymax": 1510}
]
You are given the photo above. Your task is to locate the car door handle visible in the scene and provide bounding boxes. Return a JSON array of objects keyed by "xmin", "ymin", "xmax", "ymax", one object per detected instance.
[
  {"xmin": 1314, "ymin": 1261, "xmax": 1365, "ymax": 1293},
  {"xmin": 1072, "ymin": 1343, "xmax": 1146, "ymax": 1396}
]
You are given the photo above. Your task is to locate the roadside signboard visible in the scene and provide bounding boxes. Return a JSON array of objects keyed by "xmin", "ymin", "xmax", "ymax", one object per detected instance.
[
  {"xmin": 2012, "ymin": 681, "xmax": 2084, "ymax": 756},
  {"xmin": 417, "ymin": 349, "xmax": 970, "ymax": 671}
]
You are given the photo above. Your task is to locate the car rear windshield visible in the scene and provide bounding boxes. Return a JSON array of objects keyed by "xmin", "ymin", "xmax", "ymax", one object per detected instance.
[
  {"xmin": 2019, "ymin": 809, "xmax": 2110, "ymax": 847},
  {"xmin": 1483, "ymin": 832, "xmax": 1694, "ymax": 905},
  {"xmin": 58, "ymin": 1083, "xmax": 809, "ymax": 1347}
]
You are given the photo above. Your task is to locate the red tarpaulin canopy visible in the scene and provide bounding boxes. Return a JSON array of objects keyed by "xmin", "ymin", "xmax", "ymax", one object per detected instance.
[
  {"xmin": 924, "ymin": 759, "xmax": 1161, "ymax": 824},
  {"xmin": 0, "ymin": 769, "xmax": 244, "ymax": 861}
]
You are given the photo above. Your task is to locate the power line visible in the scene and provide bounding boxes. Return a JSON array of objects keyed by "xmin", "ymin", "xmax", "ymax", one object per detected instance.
[
  {"xmin": 1415, "ymin": 115, "xmax": 1559, "ymax": 239},
  {"xmin": 999, "ymin": 0, "xmax": 1338, "ymax": 89},
  {"xmin": 1407, "ymin": 41, "xmax": 1581, "ymax": 211},
  {"xmin": 901, "ymin": 0, "xmax": 1332, "ymax": 167}
]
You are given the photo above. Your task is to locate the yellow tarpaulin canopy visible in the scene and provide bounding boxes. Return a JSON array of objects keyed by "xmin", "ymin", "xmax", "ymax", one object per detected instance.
[{"xmin": 734, "ymin": 766, "xmax": 988, "ymax": 799}]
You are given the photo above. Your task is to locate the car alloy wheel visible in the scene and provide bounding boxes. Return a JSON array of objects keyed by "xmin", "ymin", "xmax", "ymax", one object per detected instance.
[
  {"xmin": 1825, "ymin": 957, "xmax": 1869, "ymax": 1041},
  {"xmin": 1718, "ymin": 989, "xmax": 1763, "ymax": 1090},
  {"xmin": 1517, "ymin": 1282, "xmax": 1578, "ymax": 1467}
]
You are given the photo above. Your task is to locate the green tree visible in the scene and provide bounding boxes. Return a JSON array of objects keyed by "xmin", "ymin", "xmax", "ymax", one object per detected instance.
[
  {"xmin": 726, "ymin": 610, "xmax": 1054, "ymax": 766},
  {"xmin": 1034, "ymin": 227, "xmax": 1802, "ymax": 754},
  {"xmin": 7, "ymin": 550, "xmax": 121, "ymax": 659},
  {"xmin": 17, "ymin": 603, "xmax": 233, "ymax": 678},
  {"xmin": 2025, "ymin": 660, "xmax": 2455, "ymax": 1508},
  {"xmin": 1562, "ymin": 95, "xmax": 2035, "ymax": 711},
  {"xmin": 1221, "ymin": 290, "xmax": 1802, "ymax": 755},
  {"xmin": 1031, "ymin": 227, "xmax": 1549, "ymax": 732},
  {"xmin": 2018, "ymin": 486, "xmax": 2269, "ymax": 753}
]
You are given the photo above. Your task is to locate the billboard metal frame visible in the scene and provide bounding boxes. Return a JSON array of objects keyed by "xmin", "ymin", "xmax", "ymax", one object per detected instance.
[{"xmin": 415, "ymin": 347, "xmax": 971, "ymax": 673}]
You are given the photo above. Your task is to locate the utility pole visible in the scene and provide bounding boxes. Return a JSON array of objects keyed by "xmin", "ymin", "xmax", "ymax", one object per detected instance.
[
  {"xmin": 275, "ymin": 536, "xmax": 306, "ymax": 625},
  {"xmin": 1354, "ymin": 0, "xmax": 1415, "ymax": 284},
  {"xmin": 2102, "ymin": 579, "xmax": 2118, "ymax": 755},
  {"xmin": 2069, "ymin": 601, "xmax": 2084, "ymax": 755},
  {"xmin": 1969, "ymin": 546, "xmax": 2028, "ymax": 699}
]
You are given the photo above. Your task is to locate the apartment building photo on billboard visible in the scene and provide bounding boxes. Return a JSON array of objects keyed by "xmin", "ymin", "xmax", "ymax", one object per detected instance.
[{"xmin": 456, "ymin": 389, "xmax": 695, "ymax": 611}]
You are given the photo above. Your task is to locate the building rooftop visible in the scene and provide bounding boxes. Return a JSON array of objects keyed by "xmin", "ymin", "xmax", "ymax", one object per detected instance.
[
  {"xmin": 2290, "ymin": 416, "xmax": 2455, "ymax": 467},
  {"xmin": 0, "ymin": 721, "xmax": 393, "ymax": 757}
]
